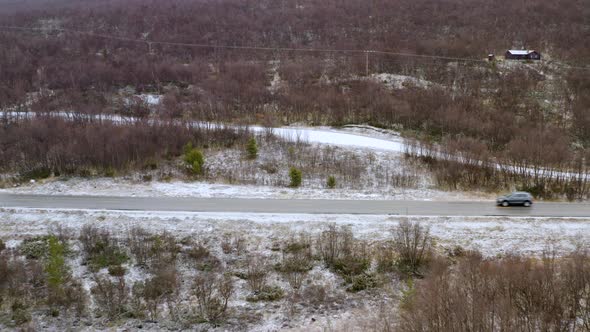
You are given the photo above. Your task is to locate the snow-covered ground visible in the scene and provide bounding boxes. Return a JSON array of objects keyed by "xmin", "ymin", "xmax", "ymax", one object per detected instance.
[
  {"xmin": 1, "ymin": 205, "xmax": 587, "ymax": 330},
  {"xmin": 0, "ymin": 203, "xmax": 587, "ymax": 330},
  {"xmin": 1, "ymin": 208, "xmax": 587, "ymax": 257},
  {"xmin": 250, "ymin": 124, "xmax": 406, "ymax": 153},
  {"xmin": 1, "ymin": 176, "xmax": 493, "ymax": 201},
  {"xmin": 137, "ymin": 93, "xmax": 162, "ymax": 105},
  {"xmin": 369, "ymin": 73, "xmax": 436, "ymax": 90}
]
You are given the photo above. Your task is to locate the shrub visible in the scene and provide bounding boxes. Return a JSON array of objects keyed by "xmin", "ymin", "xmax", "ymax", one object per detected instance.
[
  {"xmin": 79, "ymin": 226, "xmax": 128, "ymax": 272},
  {"xmin": 327, "ymin": 175, "xmax": 336, "ymax": 189},
  {"xmin": 390, "ymin": 173, "xmax": 419, "ymax": 188},
  {"xmin": 260, "ymin": 162, "xmax": 278, "ymax": 174},
  {"xmin": 518, "ymin": 184, "xmax": 544, "ymax": 199},
  {"xmin": 130, "ymin": 282, "xmax": 147, "ymax": 320},
  {"xmin": 143, "ymin": 159, "xmax": 159, "ymax": 170},
  {"xmin": 278, "ymin": 257, "xmax": 313, "ymax": 289},
  {"xmin": 128, "ymin": 228, "xmax": 181, "ymax": 270},
  {"xmin": 62, "ymin": 279, "xmax": 87, "ymax": 317},
  {"xmin": 283, "ymin": 240, "xmax": 311, "ymax": 255},
  {"xmin": 246, "ymin": 136, "xmax": 258, "ymax": 159},
  {"xmin": 246, "ymin": 285, "xmax": 284, "ymax": 302},
  {"xmin": 399, "ymin": 278, "xmax": 415, "ymax": 310},
  {"xmin": 91, "ymin": 276, "xmax": 130, "ymax": 320},
  {"xmin": 376, "ymin": 243, "xmax": 397, "ymax": 273},
  {"xmin": 148, "ymin": 233, "xmax": 180, "ymax": 267},
  {"xmin": 11, "ymin": 300, "xmax": 31, "ymax": 326},
  {"xmin": 89, "ymin": 248, "xmax": 128, "ymax": 272},
  {"xmin": 139, "ymin": 263, "xmax": 179, "ymax": 319},
  {"xmin": 45, "ymin": 236, "xmax": 69, "ymax": 301},
  {"xmin": 317, "ymin": 225, "xmax": 372, "ymax": 282},
  {"xmin": 185, "ymin": 244, "xmax": 221, "ymax": 272},
  {"xmin": 21, "ymin": 167, "xmax": 52, "ymax": 181},
  {"xmin": 1, "ymin": 256, "xmax": 45, "ymax": 309},
  {"xmin": 127, "ymin": 226, "xmax": 152, "ymax": 267},
  {"xmin": 392, "ymin": 220, "xmax": 432, "ymax": 276},
  {"xmin": 289, "ymin": 167, "xmax": 302, "ymax": 187},
  {"xmin": 0, "ymin": 239, "xmax": 5, "ymax": 252},
  {"xmin": 446, "ymin": 245, "xmax": 466, "ymax": 258},
  {"xmin": 221, "ymin": 233, "xmax": 246, "ymax": 256},
  {"xmin": 193, "ymin": 273, "xmax": 234, "ymax": 324},
  {"xmin": 0, "ymin": 253, "xmax": 8, "ymax": 284},
  {"xmin": 108, "ymin": 265, "xmax": 126, "ymax": 276},
  {"xmin": 19, "ymin": 236, "xmax": 51, "ymax": 259},
  {"xmin": 347, "ymin": 273, "xmax": 379, "ymax": 292},
  {"xmin": 104, "ymin": 167, "xmax": 116, "ymax": 177},
  {"xmin": 246, "ymin": 256, "xmax": 269, "ymax": 293},
  {"xmin": 277, "ymin": 235, "xmax": 314, "ymax": 289},
  {"xmin": 317, "ymin": 225, "xmax": 353, "ymax": 267},
  {"xmin": 301, "ymin": 283, "xmax": 336, "ymax": 308},
  {"xmin": 183, "ymin": 143, "xmax": 205, "ymax": 175},
  {"xmin": 44, "ymin": 236, "xmax": 87, "ymax": 315},
  {"xmin": 78, "ymin": 168, "xmax": 94, "ymax": 178},
  {"xmin": 333, "ymin": 255, "xmax": 371, "ymax": 277}
]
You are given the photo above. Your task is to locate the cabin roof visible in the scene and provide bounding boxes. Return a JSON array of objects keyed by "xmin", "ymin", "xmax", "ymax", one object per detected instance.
[{"xmin": 507, "ymin": 50, "xmax": 537, "ymax": 55}]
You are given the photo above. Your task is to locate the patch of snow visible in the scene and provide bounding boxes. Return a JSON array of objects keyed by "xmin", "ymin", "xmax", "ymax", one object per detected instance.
[
  {"xmin": 3, "ymin": 238, "xmax": 22, "ymax": 249},
  {"xmin": 268, "ymin": 61, "xmax": 283, "ymax": 93},
  {"xmin": 137, "ymin": 93, "xmax": 162, "ymax": 105},
  {"xmin": 370, "ymin": 73, "xmax": 435, "ymax": 89},
  {"xmin": 118, "ymin": 94, "xmax": 163, "ymax": 107},
  {"xmin": 250, "ymin": 126, "xmax": 406, "ymax": 153}
]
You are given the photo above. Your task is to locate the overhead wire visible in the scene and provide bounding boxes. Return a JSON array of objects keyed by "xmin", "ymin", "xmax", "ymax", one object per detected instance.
[
  {"xmin": 0, "ymin": 25, "xmax": 485, "ymax": 62},
  {"xmin": 0, "ymin": 25, "xmax": 588, "ymax": 70}
]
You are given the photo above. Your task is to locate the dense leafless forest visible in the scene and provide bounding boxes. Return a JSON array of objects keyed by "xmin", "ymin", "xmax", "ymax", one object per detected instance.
[
  {"xmin": 1, "ymin": 2, "xmax": 590, "ymax": 330},
  {"xmin": 0, "ymin": 0, "xmax": 589, "ymax": 198}
]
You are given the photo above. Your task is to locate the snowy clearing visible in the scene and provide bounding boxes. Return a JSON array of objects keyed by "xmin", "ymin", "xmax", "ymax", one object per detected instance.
[
  {"xmin": 249, "ymin": 126, "xmax": 405, "ymax": 153},
  {"xmin": 369, "ymin": 73, "xmax": 436, "ymax": 89}
]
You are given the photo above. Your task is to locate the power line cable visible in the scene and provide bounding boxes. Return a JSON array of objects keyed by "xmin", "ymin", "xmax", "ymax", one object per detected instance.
[
  {"xmin": 0, "ymin": 25, "xmax": 483, "ymax": 61},
  {"xmin": 1, "ymin": 25, "xmax": 589, "ymax": 70}
]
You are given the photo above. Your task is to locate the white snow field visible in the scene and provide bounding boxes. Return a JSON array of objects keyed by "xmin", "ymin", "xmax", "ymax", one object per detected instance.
[{"xmin": 249, "ymin": 125, "xmax": 406, "ymax": 153}]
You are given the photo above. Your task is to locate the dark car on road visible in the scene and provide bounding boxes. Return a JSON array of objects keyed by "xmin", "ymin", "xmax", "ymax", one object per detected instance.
[{"xmin": 496, "ymin": 191, "xmax": 534, "ymax": 207}]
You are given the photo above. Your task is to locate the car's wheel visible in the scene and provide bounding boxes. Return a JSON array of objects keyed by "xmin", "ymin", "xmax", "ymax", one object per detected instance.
[
  {"xmin": 501, "ymin": 201, "xmax": 509, "ymax": 207},
  {"xmin": 523, "ymin": 201, "xmax": 532, "ymax": 207}
]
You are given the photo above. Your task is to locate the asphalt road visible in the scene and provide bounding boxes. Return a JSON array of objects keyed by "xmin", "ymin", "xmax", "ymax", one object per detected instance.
[{"xmin": 0, "ymin": 193, "xmax": 589, "ymax": 217}]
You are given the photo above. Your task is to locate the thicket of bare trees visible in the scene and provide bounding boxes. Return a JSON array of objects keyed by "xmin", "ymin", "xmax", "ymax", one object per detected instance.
[
  {"xmin": 406, "ymin": 139, "xmax": 590, "ymax": 199},
  {"xmin": 0, "ymin": 115, "xmax": 251, "ymax": 177},
  {"xmin": 0, "ymin": 0, "xmax": 588, "ymax": 197},
  {"xmin": 399, "ymin": 250, "xmax": 590, "ymax": 332}
]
